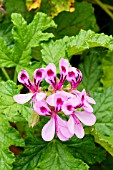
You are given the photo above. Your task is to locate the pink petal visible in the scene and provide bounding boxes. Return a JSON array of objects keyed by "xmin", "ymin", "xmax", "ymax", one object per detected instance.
[
  {"xmin": 13, "ymin": 93, "xmax": 33, "ymax": 104},
  {"xmin": 67, "ymin": 116, "xmax": 75, "ymax": 134},
  {"xmin": 59, "ymin": 58, "xmax": 69, "ymax": 75},
  {"xmin": 34, "ymin": 68, "xmax": 45, "ymax": 88},
  {"xmin": 75, "ymin": 111, "xmax": 96, "ymax": 126},
  {"xmin": 46, "ymin": 93, "xmax": 55, "ymax": 106},
  {"xmin": 62, "ymin": 101, "xmax": 74, "ymax": 115},
  {"xmin": 74, "ymin": 120, "xmax": 84, "ymax": 139},
  {"xmin": 68, "ymin": 115, "xmax": 84, "ymax": 138},
  {"xmin": 36, "ymin": 92, "xmax": 46, "ymax": 101},
  {"xmin": 57, "ymin": 130, "xmax": 69, "ymax": 141},
  {"xmin": 86, "ymin": 96, "xmax": 96, "ymax": 104},
  {"xmin": 34, "ymin": 100, "xmax": 51, "ymax": 116},
  {"xmin": 42, "ymin": 117, "xmax": 55, "ymax": 141},
  {"xmin": 45, "ymin": 63, "xmax": 57, "ymax": 89},
  {"xmin": 83, "ymin": 101, "xmax": 94, "ymax": 112},
  {"xmin": 57, "ymin": 115, "xmax": 73, "ymax": 138}
]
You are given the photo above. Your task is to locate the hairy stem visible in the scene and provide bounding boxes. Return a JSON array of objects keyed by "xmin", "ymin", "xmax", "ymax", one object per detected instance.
[
  {"xmin": 1, "ymin": 68, "xmax": 10, "ymax": 80},
  {"xmin": 14, "ymin": 68, "xmax": 17, "ymax": 83}
]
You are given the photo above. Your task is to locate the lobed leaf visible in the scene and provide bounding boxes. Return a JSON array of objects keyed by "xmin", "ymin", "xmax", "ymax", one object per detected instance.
[
  {"xmin": 13, "ymin": 138, "xmax": 89, "ymax": 170},
  {"xmin": 41, "ymin": 39, "xmax": 67, "ymax": 67},
  {"xmin": 67, "ymin": 29, "xmax": 113, "ymax": 56}
]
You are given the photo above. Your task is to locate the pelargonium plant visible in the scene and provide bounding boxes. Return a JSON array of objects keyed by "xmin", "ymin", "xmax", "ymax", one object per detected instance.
[{"xmin": 14, "ymin": 58, "xmax": 96, "ymax": 141}]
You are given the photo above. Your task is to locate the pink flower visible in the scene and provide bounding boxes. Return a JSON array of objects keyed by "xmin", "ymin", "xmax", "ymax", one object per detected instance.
[
  {"xmin": 72, "ymin": 89, "xmax": 96, "ymax": 112},
  {"xmin": 62, "ymin": 96, "xmax": 96, "ymax": 138},
  {"xmin": 45, "ymin": 58, "xmax": 69, "ymax": 90},
  {"xmin": 66, "ymin": 67, "xmax": 82, "ymax": 89},
  {"xmin": 13, "ymin": 69, "xmax": 46, "ymax": 104},
  {"xmin": 34, "ymin": 93, "xmax": 73, "ymax": 141}
]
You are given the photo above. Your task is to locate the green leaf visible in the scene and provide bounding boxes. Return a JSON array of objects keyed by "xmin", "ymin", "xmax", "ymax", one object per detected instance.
[
  {"xmin": 79, "ymin": 49, "xmax": 102, "ymax": 91},
  {"xmin": 0, "ymin": 147, "xmax": 15, "ymax": 170},
  {"xmin": 67, "ymin": 29, "xmax": 113, "ymax": 57},
  {"xmin": 65, "ymin": 135, "xmax": 106, "ymax": 164},
  {"xmin": 13, "ymin": 137, "xmax": 47, "ymax": 170},
  {"xmin": 37, "ymin": 141, "xmax": 89, "ymax": 170},
  {"xmin": 0, "ymin": 81, "xmax": 33, "ymax": 122},
  {"xmin": 11, "ymin": 12, "xmax": 56, "ymax": 67},
  {"xmin": 101, "ymin": 51, "xmax": 113, "ymax": 87},
  {"xmin": 41, "ymin": 39, "xmax": 67, "ymax": 67},
  {"xmin": 14, "ymin": 138, "xmax": 89, "ymax": 170},
  {"xmin": 0, "ymin": 38, "xmax": 15, "ymax": 67},
  {"xmin": 52, "ymin": 1, "xmax": 99, "ymax": 39},
  {"xmin": 0, "ymin": 12, "xmax": 56, "ymax": 69},
  {"xmin": 86, "ymin": 88, "xmax": 113, "ymax": 156},
  {"xmin": 0, "ymin": 114, "xmax": 25, "ymax": 170}
]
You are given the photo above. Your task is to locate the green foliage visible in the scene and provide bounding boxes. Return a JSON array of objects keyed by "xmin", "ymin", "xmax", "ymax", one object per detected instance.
[
  {"xmin": 86, "ymin": 88, "xmax": 113, "ymax": 156},
  {"xmin": 13, "ymin": 138, "xmax": 89, "ymax": 170},
  {"xmin": 67, "ymin": 29, "xmax": 113, "ymax": 56},
  {"xmin": 0, "ymin": 114, "xmax": 24, "ymax": 170},
  {"xmin": 0, "ymin": 12, "xmax": 56, "ymax": 72},
  {"xmin": 65, "ymin": 135, "xmax": 106, "ymax": 164},
  {"xmin": 79, "ymin": 49, "xmax": 102, "ymax": 91},
  {"xmin": 41, "ymin": 39, "xmax": 67, "ymax": 67},
  {"xmin": 0, "ymin": 81, "xmax": 33, "ymax": 122},
  {"xmin": 101, "ymin": 51, "xmax": 113, "ymax": 87},
  {"xmin": 51, "ymin": 1, "xmax": 99, "ymax": 39}
]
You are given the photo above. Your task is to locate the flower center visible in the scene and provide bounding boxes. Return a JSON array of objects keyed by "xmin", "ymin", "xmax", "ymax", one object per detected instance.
[{"xmin": 57, "ymin": 98, "xmax": 63, "ymax": 105}]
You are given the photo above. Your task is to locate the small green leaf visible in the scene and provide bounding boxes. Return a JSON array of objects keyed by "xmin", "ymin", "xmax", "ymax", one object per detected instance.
[
  {"xmin": 41, "ymin": 39, "xmax": 67, "ymax": 66},
  {"xmin": 79, "ymin": 49, "xmax": 102, "ymax": 91},
  {"xmin": 67, "ymin": 30, "xmax": 113, "ymax": 56}
]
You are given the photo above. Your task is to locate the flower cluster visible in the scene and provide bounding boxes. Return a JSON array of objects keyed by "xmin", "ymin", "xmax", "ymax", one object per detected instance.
[{"xmin": 14, "ymin": 58, "xmax": 96, "ymax": 141}]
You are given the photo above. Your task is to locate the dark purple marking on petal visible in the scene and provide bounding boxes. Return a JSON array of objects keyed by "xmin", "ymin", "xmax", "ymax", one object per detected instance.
[
  {"xmin": 68, "ymin": 71, "xmax": 75, "ymax": 77},
  {"xmin": 40, "ymin": 106, "xmax": 47, "ymax": 113},
  {"xmin": 67, "ymin": 105, "xmax": 73, "ymax": 111},
  {"xmin": 35, "ymin": 70, "xmax": 42, "ymax": 78},
  {"xmin": 56, "ymin": 98, "xmax": 63, "ymax": 105},
  {"xmin": 47, "ymin": 69, "xmax": 54, "ymax": 76},
  {"xmin": 20, "ymin": 73, "xmax": 27, "ymax": 80},
  {"xmin": 61, "ymin": 66, "xmax": 66, "ymax": 73}
]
